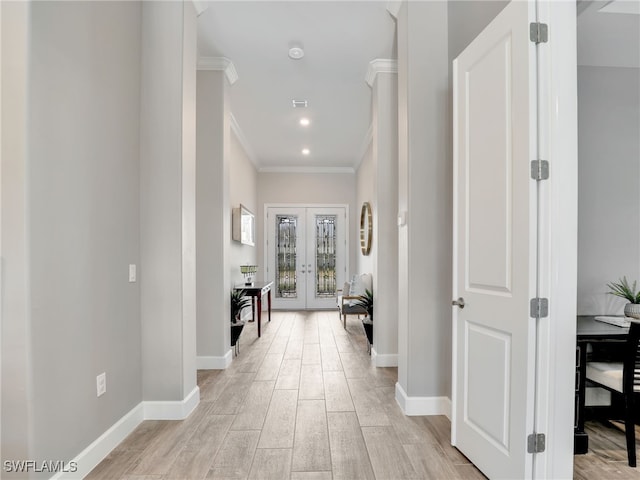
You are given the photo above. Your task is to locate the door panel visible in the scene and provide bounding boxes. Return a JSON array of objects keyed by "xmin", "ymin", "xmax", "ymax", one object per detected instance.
[{"xmin": 452, "ymin": 1, "xmax": 538, "ymax": 478}]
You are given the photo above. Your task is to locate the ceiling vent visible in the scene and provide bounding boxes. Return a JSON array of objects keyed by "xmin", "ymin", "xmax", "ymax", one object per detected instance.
[{"xmin": 292, "ymin": 100, "xmax": 308, "ymax": 108}]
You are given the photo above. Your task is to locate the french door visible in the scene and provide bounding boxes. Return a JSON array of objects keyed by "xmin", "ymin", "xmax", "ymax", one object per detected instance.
[{"xmin": 266, "ymin": 205, "xmax": 347, "ymax": 310}]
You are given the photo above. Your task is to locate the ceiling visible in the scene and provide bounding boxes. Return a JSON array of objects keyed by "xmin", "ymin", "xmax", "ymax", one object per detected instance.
[
  {"xmin": 196, "ymin": 1, "xmax": 639, "ymax": 172},
  {"xmin": 196, "ymin": 1, "xmax": 397, "ymax": 172}
]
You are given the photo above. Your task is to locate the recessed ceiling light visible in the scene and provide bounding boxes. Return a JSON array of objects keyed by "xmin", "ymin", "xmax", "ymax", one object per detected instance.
[
  {"xmin": 288, "ymin": 46, "xmax": 305, "ymax": 60},
  {"xmin": 302, "ymin": 148, "xmax": 310, "ymax": 156},
  {"xmin": 292, "ymin": 99, "xmax": 308, "ymax": 108},
  {"xmin": 300, "ymin": 118, "xmax": 310, "ymax": 126}
]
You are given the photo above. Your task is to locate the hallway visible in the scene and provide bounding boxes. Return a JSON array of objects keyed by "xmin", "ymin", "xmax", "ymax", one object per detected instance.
[{"xmin": 87, "ymin": 311, "xmax": 485, "ymax": 479}]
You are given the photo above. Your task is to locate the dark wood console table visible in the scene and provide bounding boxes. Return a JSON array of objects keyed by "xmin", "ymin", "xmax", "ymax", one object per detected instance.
[
  {"xmin": 234, "ymin": 281, "xmax": 273, "ymax": 337},
  {"xmin": 575, "ymin": 315, "xmax": 629, "ymax": 454}
]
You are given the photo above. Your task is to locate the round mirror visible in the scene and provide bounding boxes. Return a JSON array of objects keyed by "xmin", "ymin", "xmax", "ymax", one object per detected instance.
[{"xmin": 360, "ymin": 202, "xmax": 372, "ymax": 255}]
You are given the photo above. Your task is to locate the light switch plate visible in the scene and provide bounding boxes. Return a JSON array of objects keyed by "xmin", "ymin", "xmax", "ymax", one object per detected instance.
[
  {"xmin": 129, "ymin": 264, "xmax": 136, "ymax": 283},
  {"xmin": 96, "ymin": 372, "xmax": 106, "ymax": 397}
]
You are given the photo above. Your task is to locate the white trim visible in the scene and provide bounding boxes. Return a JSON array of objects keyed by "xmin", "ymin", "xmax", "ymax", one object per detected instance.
[
  {"xmin": 365, "ymin": 59, "xmax": 398, "ymax": 88},
  {"xmin": 395, "ymin": 382, "xmax": 451, "ymax": 418},
  {"xmin": 192, "ymin": 0, "xmax": 208, "ymax": 16},
  {"xmin": 533, "ymin": 2, "xmax": 578, "ymax": 479},
  {"xmin": 371, "ymin": 348, "xmax": 398, "ymax": 367},
  {"xmin": 386, "ymin": 1, "xmax": 402, "ymax": 19},
  {"xmin": 230, "ymin": 113, "xmax": 258, "ymax": 168},
  {"xmin": 197, "ymin": 56, "xmax": 238, "ymax": 85},
  {"xmin": 51, "ymin": 404, "xmax": 145, "ymax": 480},
  {"xmin": 259, "ymin": 166, "xmax": 355, "ymax": 174},
  {"xmin": 197, "ymin": 350, "xmax": 232, "ymax": 370},
  {"xmin": 143, "ymin": 386, "xmax": 200, "ymax": 420},
  {"xmin": 53, "ymin": 387, "xmax": 201, "ymax": 479}
]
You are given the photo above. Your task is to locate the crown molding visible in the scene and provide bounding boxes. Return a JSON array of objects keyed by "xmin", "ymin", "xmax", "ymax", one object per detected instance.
[
  {"xmin": 386, "ymin": 1, "xmax": 402, "ymax": 20},
  {"xmin": 259, "ymin": 166, "xmax": 356, "ymax": 174},
  {"xmin": 229, "ymin": 114, "xmax": 259, "ymax": 168},
  {"xmin": 197, "ymin": 57, "xmax": 238, "ymax": 85},
  {"xmin": 192, "ymin": 0, "xmax": 208, "ymax": 17},
  {"xmin": 365, "ymin": 58, "xmax": 398, "ymax": 87}
]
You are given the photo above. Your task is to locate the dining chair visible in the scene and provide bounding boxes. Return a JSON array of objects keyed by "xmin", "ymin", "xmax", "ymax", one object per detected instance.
[{"xmin": 585, "ymin": 320, "xmax": 640, "ymax": 467}]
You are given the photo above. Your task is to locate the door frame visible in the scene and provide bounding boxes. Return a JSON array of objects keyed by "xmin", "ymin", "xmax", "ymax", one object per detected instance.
[
  {"xmin": 531, "ymin": 2, "xmax": 578, "ymax": 478},
  {"xmin": 263, "ymin": 203, "xmax": 350, "ymax": 310}
]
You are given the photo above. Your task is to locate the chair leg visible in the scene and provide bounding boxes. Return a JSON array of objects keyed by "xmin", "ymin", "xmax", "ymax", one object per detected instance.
[
  {"xmin": 343, "ymin": 314, "xmax": 346, "ymax": 329},
  {"xmin": 625, "ymin": 392, "xmax": 636, "ymax": 467}
]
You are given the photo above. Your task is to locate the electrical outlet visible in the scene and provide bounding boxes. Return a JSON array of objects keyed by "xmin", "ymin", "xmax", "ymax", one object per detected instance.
[
  {"xmin": 96, "ymin": 372, "xmax": 106, "ymax": 397},
  {"xmin": 128, "ymin": 264, "xmax": 136, "ymax": 283}
]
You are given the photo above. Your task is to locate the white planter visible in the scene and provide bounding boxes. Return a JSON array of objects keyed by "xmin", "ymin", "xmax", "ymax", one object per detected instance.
[{"xmin": 624, "ymin": 303, "xmax": 640, "ymax": 319}]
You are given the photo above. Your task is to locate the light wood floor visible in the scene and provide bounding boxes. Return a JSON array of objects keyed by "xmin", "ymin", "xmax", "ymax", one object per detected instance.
[
  {"xmin": 87, "ymin": 311, "xmax": 485, "ymax": 480},
  {"xmin": 87, "ymin": 310, "xmax": 640, "ymax": 479}
]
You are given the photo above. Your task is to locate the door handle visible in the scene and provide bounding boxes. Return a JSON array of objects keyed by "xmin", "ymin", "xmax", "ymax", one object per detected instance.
[{"xmin": 452, "ymin": 297, "xmax": 465, "ymax": 309}]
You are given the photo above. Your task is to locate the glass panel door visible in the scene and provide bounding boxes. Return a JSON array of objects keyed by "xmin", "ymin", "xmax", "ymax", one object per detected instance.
[{"xmin": 267, "ymin": 206, "xmax": 346, "ymax": 310}]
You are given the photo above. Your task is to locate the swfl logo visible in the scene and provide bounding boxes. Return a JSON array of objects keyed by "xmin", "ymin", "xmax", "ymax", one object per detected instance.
[{"xmin": 3, "ymin": 460, "xmax": 78, "ymax": 473}]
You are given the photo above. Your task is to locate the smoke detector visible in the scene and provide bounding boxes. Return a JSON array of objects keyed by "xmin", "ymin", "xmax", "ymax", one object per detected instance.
[{"xmin": 288, "ymin": 46, "xmax": 305, "ymax": 60}]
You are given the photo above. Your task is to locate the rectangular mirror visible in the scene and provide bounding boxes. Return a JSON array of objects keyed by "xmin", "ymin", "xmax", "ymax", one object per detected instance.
[{"xmin": 232, "ymin": 204, "xmax": 255, "ymax": 246}]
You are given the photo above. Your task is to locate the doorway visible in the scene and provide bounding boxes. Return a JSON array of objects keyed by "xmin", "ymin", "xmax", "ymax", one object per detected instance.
[{"xmin": 265, "ymin": 205, "xmax": 347, "ymax": 310}]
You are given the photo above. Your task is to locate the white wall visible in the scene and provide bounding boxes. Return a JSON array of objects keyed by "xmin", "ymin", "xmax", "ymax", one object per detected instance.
[
  {"xmin": 1, "ymin": 0, "xmax": 144, "ymax": 470},
  {"xmin": 577, "ymin": 66, "xmax": 640, "ymax": 314},
  {"xmin": 396, "ymin": 1, "xmax": 451, "ymax": 405},
  {"xmin": 195, "ymin": 68, "xmax": 232, "ymax": 365},
  {"xmin": 356, "ymin": 140, "xmax": 374, "ymax": 276},
  {"xmin": 230, "ymin": 130, "xmax": 258, "ymax": 287},
  {"xmin": 139, "ymin": 1, "xmax": 197, "ymax": 402}
]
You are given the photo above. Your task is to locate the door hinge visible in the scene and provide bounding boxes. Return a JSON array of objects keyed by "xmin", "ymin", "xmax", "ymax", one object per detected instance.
[
  {"xmin": 530, "ymin": 298, "xmax": 549, "ymax": 318},
  {"xmin": 531, "ymin": 160, "xmax": 549, "ymax": 181},
  {"xmin": 530, "ymin": 22, "xmax": 548, "ymax": 44},
  {"xmin": 527, "ymin": 433, "xmax": 546, "ymax": 453}
]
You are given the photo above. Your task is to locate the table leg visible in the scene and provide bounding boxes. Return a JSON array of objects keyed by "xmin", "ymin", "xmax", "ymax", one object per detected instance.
[
  {"xmin": 268, "ymin": 289, "xmax": 271, "ymax": 322},
  {"xmin": 257, "ymin": 294, "xmax": 262, "ymax": 337},
  {"xmin": 574, "ymin": 342, "xmax": 589, "ymax": 454},
  {"xmin": 250, "ymin": 297, "xmax": 256, "ymax": 322}
]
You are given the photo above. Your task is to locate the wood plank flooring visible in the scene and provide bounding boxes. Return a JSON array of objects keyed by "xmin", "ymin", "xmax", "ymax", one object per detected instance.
[
  {"xmin": 86, "ymin": 310, "xmax": 640, "ymax": 479},
  {"xmin": 574, "ymin": 420, "xmax": 640, "ymax": 479},
  {"xmin": 87, "ymin": 311, "xmax": 483, "ymax": 479}
]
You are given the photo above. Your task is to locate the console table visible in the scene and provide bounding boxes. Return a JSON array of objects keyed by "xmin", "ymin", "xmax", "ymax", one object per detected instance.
[{"xmin": 234, "ymin": 281, "xmax": 273, "ymax": 337}]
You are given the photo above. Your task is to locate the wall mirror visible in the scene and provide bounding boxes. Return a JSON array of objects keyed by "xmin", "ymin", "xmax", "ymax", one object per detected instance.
[
  {"xmin": 360, "ymin": 202, "xmax": 372, "ymax": 255},
  {"xmin": 232, "ymin": 204, "xmax": 255, "ymax": 246}
]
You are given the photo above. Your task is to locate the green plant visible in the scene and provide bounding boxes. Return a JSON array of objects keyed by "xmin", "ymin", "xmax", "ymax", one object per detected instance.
[
  {"xmin": 354, "ymin": 289, "xmax": 374, "ymax": 320},
  {"xmin": 607, "ymin": 277, "xmax": 640, "ymax": 304},
  {"xmin": 231, "ymin": 289, "xmax": 252, "ymax": 323}
]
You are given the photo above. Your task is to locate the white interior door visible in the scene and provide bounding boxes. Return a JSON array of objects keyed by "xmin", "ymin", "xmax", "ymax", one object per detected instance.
[
  {"xmin": 267, "ymin": 206, "xmax": 346, "ymax": 310},
  {"xmin": 452, "ymin": 1, "xmax": 539, "ymax": 478}
]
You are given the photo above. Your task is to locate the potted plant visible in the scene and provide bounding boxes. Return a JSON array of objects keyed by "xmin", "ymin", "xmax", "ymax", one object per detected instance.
[
  {"xmin": 231, "ymin": 289, "xmax": 252, "ymax": 353},
  {"xmin": 354, "ymin": 289, "xmax": 374, "ymax": 350},
  {"xmin": 607, "ymin": 276, "xmax": 640, "ymax": 318}
]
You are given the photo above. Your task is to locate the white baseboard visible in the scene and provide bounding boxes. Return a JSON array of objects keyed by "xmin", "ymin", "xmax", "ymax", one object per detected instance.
[
  {"xmin": 395, "ymin": 382, "xmax": 451, "ymax": 418},
  {"xmin": 144, "ymin": 386, "xmax": 200, "ymax": 420},
  {"xmin": 51, "ymin": 403, "xmax": 145, "ymax": 480},
  {"xmin": 53, "ymin": 387, "xmax": 201, "ymax": 479},
  {"xmin": 197, "ymin": 350, "xmax": 232, "ymax": 369},
  {"xmin": 371, "ymin": 348, "xmax": 398, "ymax": 367}
]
